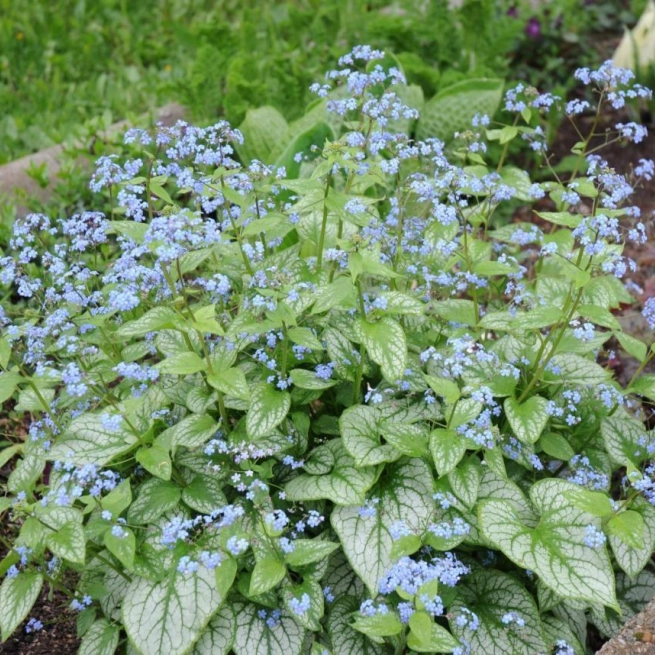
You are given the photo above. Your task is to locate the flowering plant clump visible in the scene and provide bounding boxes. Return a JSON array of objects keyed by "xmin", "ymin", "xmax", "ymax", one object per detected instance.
[{"xmin": 1, "ymin": 47, "xmax": 655, "ymax": 655}]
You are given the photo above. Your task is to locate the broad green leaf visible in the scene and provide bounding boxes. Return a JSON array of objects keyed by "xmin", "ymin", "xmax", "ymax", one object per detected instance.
[
  {"xmin": 479, "ymin": 479, "xmax": 617, "ymax": 607},
  {"xmin": 432, "ymin": 299, "xmax": 478, "ymax": 326},
  {"xmin": 282, "ymin": 579, "xmax": 324, "ymax": 631},
  {"xmin": 340, "ymin": 405, "xmax": 399, "ymax": 466},
  {"xmin": 284, "ymin": 539, "xmax": 340, "ymax": 568},
  {"xmin": 606, "ymin": 510, "xmax": 645, "ymax": 549},
  {"xmin": 539, "ymin": 432, "xmax": 575, "ymax": 461},
  {"xmin": 351, "ymin": 612, "xmax": 403, "ymax": 638},
  {"xmin": 104, "ymin": 527, "xmax": 136, "ymax": 570},
  {"xmin": 117, "ymin": 307, "xmax": 178, "ymax": 339},
  {"xmin": 238, "ymin": 106, "xmax": 289, "ymax": 163},
  {"xmin": 614, "ymin": 331, "xmax": 648, "ymax": 361},
  {"xmin": 182, "ymin": 475, "xmax": 227, "ymax": 514},
  {"xmin": 563, "ymin": 488, "xmax": 613, "ymax": 517},
  {"xmin": 430, "ymin": 428, "xmax": 466, "ymax": 476},
  {"xmin": 0, "ymin": 571, "xmax": 43, "ymax": 640},
  {"xmin": 327, "ymin": 596, "xmax": 385, "ymax": 655},
  {"xmin": 48, "ymin": 413, "xmax": 138, "ymax": 466},
  {"xmin": 161, "ymin": 413, "xmax": 218, "ymax": 452},
  {"xmin": 122, "ymin": 561, "xmax": 234, "ymax": 655},
  {"xmin": 424, "ymin": 375, "xmax": 461, "ymax": 403},
  {"xmin": 359, "ymin": 317, "xmax": 407, "ymax": 382},
  {"xmin": 247, "ymin": 384, "xmax": 291, "ymax": 439},
  {"xmin": 192, "ymin": 603, "xmax": 235, "ymax": 655},
  {"xmin": 250, "ymin": 557, "xmax": 287, "ymax": 596},
  {"xmin": 535, "ymin": 211, "xmax": 582, "ymax": 228},
  {"xmin": 450, "ymin": 569, "xmax": 546, "ymax": 655},
  {"xmin": 610, "ymin": 497, "xmax": 655, "ymax": 578},
  {"xmin": 407, "ymin": 621, "xmax": 460, "ymax": 653},
  {"xmin": 128, "ymin": 478, "xmax": 181, "ymax": 524},
  {"xmin": 7, "ymin": 452, "xmax": 45, "ymax": 493},
  {"xmin": 207, "ymin": 368, "xmax": 250, "ymax": 400},
  {"xmin": 290, "ymin": 368, "xmax": 337, "ymax": 390},
  {"xmin": 311, "ymin": 277, "xmax": 356, "ymax": 314},
  {"xmin": 541, "ymin": 616, "xmax": 584, "ymax": 655},
  {"xmin": 332, "ymin": 458, "xmax": 434, "ymax": 594},
  {"xmin": 417, "ymin": 78, "xmax": 504, "ymax": 142},
  {"xmin": 380, "ymin": 421, "xmax": 428, "ymax": 457},
  {"xmin": 546, "ymin": 353, "xmax": 610, "ymax": 385},
  {"xmin": 448, "ymin": 457, "xmax": 481, "ymax": 508},
  {"xmin": 101, "ymin": 479, "xmax": 132, "ymax": 517},
  {"xmin": 287, "ymin": 327, "xmax": 324, "ymax": 351},
  {"xmin": 157, "ymin": 351, "xmax": 207, "ymax": 375},
  {"xmin": 46, "ymin": 521, "xmax": 86, "ymax": 565},
  {"xmin": 233, "ymin": 601, "xmax": 305, "ymax": 655},
  {"xmin": 504, "ymin": 396, "xmax": 549, "ymax": 444},
  {"xmin": 79, "ymin": 618, "xmax": 120, "ymax": 655},
  {"xmin": 601, "ymin": 414, "xmax": 647, "ymax": 467},
  {"xmin": 631, "ymin": 374, "xmax": 655, "ymax": 401},
  {"xmin": 136, "ymin": 445, "xmax": 172, "ymax": 480},
  {"xmin": 0, "ymin": 371, "xmax": 22, "ymax": 404},
  {"xmin": 285, "ymin": 440, "xmax": 376, "ymax": 505},
  {"xmin": 275, "ymin": 121, "xmax": 334, "ymax": 178}
]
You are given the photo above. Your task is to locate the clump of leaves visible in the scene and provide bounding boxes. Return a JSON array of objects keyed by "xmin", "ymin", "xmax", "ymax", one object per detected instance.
[{"xmin": 1, "ymin": 47, "xmax": 655, "ymax": 655}]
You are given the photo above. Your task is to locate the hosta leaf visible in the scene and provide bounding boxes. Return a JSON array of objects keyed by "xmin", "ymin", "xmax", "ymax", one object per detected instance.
[
  {"xmin": 233, "ymin": 601, "xmax": 305, "ymax": 655},
  {"xmin": 285, "ymin": 440, "xmax": 376, "ymax": 505},
  {"xmin": 46, "ymin": 521, "xmax": 86, "ymax": 565},
  {"xmin": 247, "ymin": 384, "xmax": 291, "ymax": 439},
  {"xmin": 359, "ymin": 317, "xmax": 407, "ymax": 382},
  {"xmin": 0, "ymin": 571, "xmax": 43, "ymax": 641},
  {"xmin": 479, "ymin": 479, "xmax": 617, "ymax": 607},
  {"xmin": 610, "ymin": 496, "xmax": 655, "ymax": 578},
  {"xmin": 48, "ymin": 413, "xmax": 138, "ymax": 466},
  {"xmin": 504, "ymin": 396, "xmax": 549, "ymax": 444},
  {"xmin": 332, "ymin": 458, "xmax": 434, "ymax": 595},
  {"xmin": 340, "ymin": 405, "xmax": 400, "ymax": 466},
  {"xmin": 450, "ymin": 569, "xmax": 546, "ymax": 655},
  {"xmin": 192, "ymin": 603, "xmax": 235, "ymax": 655},
  {"xmin": 122, "ymin": 561, "xmax": 234, "ymax": 655},
  {"xmin": 327, "ymin": 596, "xmax": 385, "ymax": 655},
  {"xmin": 237, "ymin": 106, "xmax": 289, "ymax": 163},
  {"xmin": 79, "ymin": 618, "xmax": 120, "ymax": 655}
]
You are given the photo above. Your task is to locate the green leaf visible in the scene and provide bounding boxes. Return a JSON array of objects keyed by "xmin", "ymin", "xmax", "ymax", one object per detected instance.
[
  {"xmin": 274, "ymin": 121, "xmax": 334, "ymax": 178},
  {"xmin": 563, "ymin": 488, "xmax": 613, "ymax": 517},
  {"xmin": 424, "ymin": 375, "xmax": 461, "ymax": 403},
  {"xmin": 340, "ymin": 405, "xmax": 399, "ymax": 466},
  {"xmin": 48, "ymin": 413, "xmax": 138, "ymax": 466},
  {"xmin": 327, "ymin": 596, "xmax": 385, "ymax": 655},
  {"xmin": 432, "ymin": 299, "xmax": 478, "ymax": 326},
  {"xmin": 237, "ymin": 106, "xmax": 289, "ymax": 163},
  {"xmin": 0, "ymin": 571, "xmax": 43, "ymax": 640},
  {"xmin": 46, "ymin": 521, "xmax": 86, "ymax": 565},
  {"xmin": 380, "ymin": 421, "xmax": 428, "ymax": 457},
  {"xmin": 285, "ymin": 440, "xmax": 376, "ymax": 505},
  {"xmin": 351, "ymin": 612, "xmax": 403, "ymax": 638},
  {"xmin": 417, "ymin": 78, "xmax": 504, "ymax": 142},
  {"xmin": 182, "ymin": 475, "xmax": 227, "ymax": 514},
  {"xmin": 207, "ymin": 368, "xmax": 250, "ymax": 400},
  {"xmin": 609, "ymin": 497, "xmax": 655, "ymax": 578},
  {"xmin": 247, "ymin": 384, "xmax": 291, "ymax": 439},
  {"xmin": 0, "ymin": 371, "xmax": 22, "ymax": 403},
  {"xmin": 289, "ymin": 368, "xmax": 337, "ymax": 390},
  {"xmin": 630, "ymin": 374, "xmax": 655, "ymax": 400},
  {"xmin": 430, "ymin": 428, "xmax": 466, "ymax": 476},
  {"xmin": 282, "ymin": 579, "xmax": 324, "ymax": 631},
  {"xmin": 534, "ymin": 211, "xmax": 582, "ymax": 228},
  {"xmin": 284, "ymin": 539, "xmax": 340, "ymax": 568},
  {"xmin": 614, "ymin": 331, "xmax": 648, "ymax": 361},
  {"xmin": 250, "ymin": 557, "xmax": 287, "ymax": 596},
  {"xmin": 122, "ymin": 562, "xmax": 233, "ymax": 655},
  {"xmin": 104, "ymin": 526, "xmax": 136, "ymax": 570},
  {"xmin": 117, "ymin": 307, "xmax": 178, "ymax": 338},
  {"xmin": 192, "ymin": 603, "xmax": 235, "ymax": 655},
  {"xmin": 539, "ymin": 432, "xmax": 575, "ymax": 461},
  {"xmin": 359, "ymin": 317, "xmax": 407, "ymax": 382},
  {"xmin": 504, "ymin": 396, "xmax": 549, "ymax": 444},
  {"xmin": 0, "ymin": 336, "xmax": 11, "ymax": 368},
  {"xmin": 157, "ymin": 351, "xmax": 207, "ymax": 375},
  {"xmin": 311, "ymin": 277, "xmax": 356, "ymax": 314},
  {"xmin": 101, "ymin": 479, "xmax": 132, "ymax": 517},
  {"xmin": 233, "ymin": 601, "xmax": 305, "ymax": 655},
  {"xmin": 606, "ymin": 510, "xmax": 645, "ymax": 549},
  {"xmin": 287, "ymin": 327, "xmax": 324, "ymax": 351},
  {"xmin": 448, "ymin": 458, "xmax": 481, "ymax": 508},
  {"xmin": 601, "ymin": 414, "xmax": 647, "ymax": 467},
  {"xmin": 332, "ymin": 458, "xmax": 434, "ymax": 595},
  {"xmin": 408, "ymin": 621, "xmax": 460, "ymax": 653},
  {"xmin": 479, "ymin": 479, "xmax": 617, "ymax": 607},
  {"xmin": 128, "ymin": 478, "xmax": 181, "ymax": 524},
  {"xmin": 450, "ymin": 569, "xmax": 546, "ymax": 655},
  {"xmin": 547, "ymin": 353, "xmax": 610, "ymax": 385},
  {"xmin": 79, "ymin": 618, "xmax": 120, "ymax": 655},
  {"xmin": 136, "ymin": 445, "xmax": 172, "ymax": 480},
  {"xmin": 161, "ymin": 413, "xmax": 219, "ymax": 452}
]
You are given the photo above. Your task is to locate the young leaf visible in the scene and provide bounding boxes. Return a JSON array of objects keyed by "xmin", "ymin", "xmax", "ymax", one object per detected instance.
[
  {"xmin": 157, "ymin": 351, "xmax": 207, "ymax": 375},
  {"xmin": 79, "ymin": 618, "xmax": 120, "ymax": 655},
  {"xmin": 161, "ymin": 413, "xmax": 218, "ymax": 452},
  {"xmin": 250, "ymin": 557, "xmax": 287, "ymax": 596},
  {"xmin": 340, "ymin": 405, "xmax": 400, "ymax": 466},
  {"xmin": 284, "ymin": 539, "xmax": 340, "ymax": 568},
  {"xmin": 207, "ymin": 368, "xmax": 250, "ymax": 400},
  {"xmin": 609, "ymin": 497, "xmax": 655, "ymax": 578},
  {"xmin": 606, "ymin": 510, "xmax": 645, "ymax": 549},
  {"xmin": 46, "ymin": 521, "xmax": 86, "ymax": 565},
  {"xmin": 128, "ymin": 478, "xmax": 181, "ymax": 524},
  {"xmin": 326, "ymin": 596, "xmax": 385, "ymax": 655},
  {"xmin": 136, "ymin": 445, "xmax": 172, "ymax": 481},
  {"xmin": 504, "ymin": 396, "xmax": 549, "ymax": 444},
  {"xmin": 232, "ymin": 601, "xmax": 305, "ymax": 655},
  {"xmin": 359, "ymin": 317, "xmax": 407, "ymax": 382},
  {"xmin": 430, "ymin": 428, "xmax": 466, "ymax": 476},
  {"xmin": 104, "ymin": 527, "xmax": 136, "ymax": 570}
]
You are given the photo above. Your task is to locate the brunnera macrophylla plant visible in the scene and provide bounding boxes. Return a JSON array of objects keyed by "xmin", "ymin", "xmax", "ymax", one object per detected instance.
[{"xmin": 1, "ymin": 47, "xmax": 655, "ymax": 655}]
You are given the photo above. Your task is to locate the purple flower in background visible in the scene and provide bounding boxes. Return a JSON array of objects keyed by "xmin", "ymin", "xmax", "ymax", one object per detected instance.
[{"xmin": 525, "ymin": 17, "xmax": 541, "ymax": 40}]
